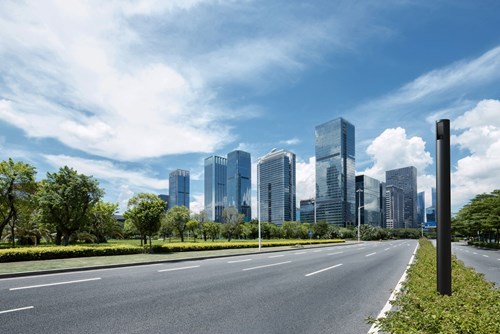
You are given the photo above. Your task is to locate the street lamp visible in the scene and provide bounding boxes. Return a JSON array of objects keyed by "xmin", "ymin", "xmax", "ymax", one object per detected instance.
[
  {"xmin": 356, "ymin": 189, "xmax": 363, "ymax": 242},
  {"xmin": 310, "ymin": 198, "xmax": 316, "ymax": 225}
]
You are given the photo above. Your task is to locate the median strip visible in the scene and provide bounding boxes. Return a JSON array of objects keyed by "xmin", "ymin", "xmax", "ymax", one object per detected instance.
[
  {"xmin": 10, "ymin": 277, "xmax": 101, "ymax": 291},
  {"xmin": 305, "ymin": 264, "xmax": 343, "ymax": 277},
  {"xmin": 242, "ymin": 261, "xmax": 291, "ymax": 271},
  {"xmin": 0, "ymin": 306, "xmax": 34, "ymax": 314},
  {"xmin": 158, "ymin": 265, "xmax": 200, "ymax": 273}
]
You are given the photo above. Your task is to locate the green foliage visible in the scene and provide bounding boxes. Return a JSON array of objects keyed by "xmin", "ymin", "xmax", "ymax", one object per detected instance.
[
  {"xmin": 165, "ymin": 206, "xmax": 190, "ymax": 242},
  {"xmin": 202, "ymin": 222, "xmax": 220, "ymax": 241},
  {"xmin": 86, "ymin": 201, "xmax": 121, "ymax": 243},
  {"xmin": 0, "ymin": 245, "xmax": 142, "ymax": 262},
  {"xmin": 221, "ymin": 207, "xmax": 244, "ymax": 241},
  {"xmin": 186, "ymin": 220, "xmax": 199, "ymax": 242},
  {"xmin": 36, "ymin": 166, "xmax": 103, "ymax": 246},
  {"xmin": 467, "ymin": 240, "xmax": 500, "ymax": 249},
  {"xmin": 371, "ymin": 239, "xmax": 500, "ymax": 333}
]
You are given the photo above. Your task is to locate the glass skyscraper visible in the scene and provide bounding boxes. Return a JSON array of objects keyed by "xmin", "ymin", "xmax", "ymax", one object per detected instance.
[
  {"xmin": 315, "ymin": 117, "xmax": 355, "ymax": 226},
  {"xmin": 417, "ymin": 191, "xmax": 425, "ymax": 226},
  {"xmin": 204, "ymin": 156, "xmax": 227, "ymax": 222},
  {"xmin": 169, "ymin": 169, "xmax": 190, "ymax": 209},
  {"xmin": 226, "ymin": 150, "xmax": 252, "ymax": 221},
  {"xmin": 386, "ymin": 166, "xmax": 418, "ymax": 228},
  {"xmin": 356, "ymin": 175, "xmax": 382, "ymax": 227},
  {"xmin": 386, "ymin": 185, "xmax": 404, "ymax": 229},
  {"xmin": 257, "ymin": 149, "xmax": 296, "ymax": 225}
]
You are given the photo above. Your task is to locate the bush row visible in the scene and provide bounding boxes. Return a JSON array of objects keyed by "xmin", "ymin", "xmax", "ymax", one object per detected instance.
[
  {"xmin": 371, "ymin": 238, "xmax": 500, "ymax": 333},
  {"xmin": 151, "ymin": 239, "xmax": 345, "ymax": 253},
  {"xmin": 467, "ymin": 240, "xmax": 500, "ymax": 249},
  {"xmin": 0, "ymin": 245, "xmax": 143, "ymax": 262}
]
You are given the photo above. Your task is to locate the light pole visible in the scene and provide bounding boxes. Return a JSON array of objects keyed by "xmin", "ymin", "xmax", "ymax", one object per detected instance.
[
  {"xmin": 311, "ymin": 198, "xmax": 316, "ymax": 225},
  {"xmin": 356, "ymin": 189, "xmax": 363, "ymax": 242}
]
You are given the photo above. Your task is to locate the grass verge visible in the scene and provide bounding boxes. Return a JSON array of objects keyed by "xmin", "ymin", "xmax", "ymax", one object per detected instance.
[{"xmin": 369, "ymin": 238, "xmax": 500, "ymax": 333}]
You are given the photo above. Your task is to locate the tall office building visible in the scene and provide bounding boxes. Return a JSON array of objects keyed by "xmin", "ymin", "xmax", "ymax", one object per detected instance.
[
  {"xmin": 315, "ymin": 117, "xmax": 355, "ymax": 226},
  {"xmin": 386, "ymin": 185, "xmax": 404, "ymax": 229},
  {"xmin": 204, "ymin": 156, "xmax": 227, "ymax": 223},
  {"xmin": 300, "ymin": 199, "xmax": 315, "ymax": 224},
  {"xmin": 158, "ymin": 194, "xmax": 170, "ymax": 212},
  {"xmin": 226, "ymin": 150, "xmax": 252, "ymax": 221},
  {"xmin": 257, "ymin": 149, "xmax": 296, "ymax": 225},
  {"xmin": 380, "ymin": 182, "xmax": 387, "ymax": 228},
  {"xmin": 355, "ymin": 175, "xmax": 382, "ymax": 227},
  {"xmin": 169, "ymin": 169, "xmax": 190, "ymax": 209},
  {"xmin": 386, "ymin": 166, "xmax": 417, "ymax": 228},
  {"xmin": 417, "ymin": 191, "xmax": 425, "ymax": 226}
]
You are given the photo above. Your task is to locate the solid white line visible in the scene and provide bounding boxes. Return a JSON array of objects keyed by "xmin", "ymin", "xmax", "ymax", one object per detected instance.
[
  {"xmin": 366, "ymin": 252, "xmax": 376, "ymax": 257},
  {"xmin": 10, "ymin": 277, "xmax": 101, "ymax": 291},
  {"xmin": 242, "ymin": 261, "xmax": 291, "ymax": 271},
  {"xmin": 158, "ymin": 265, "xmax": 200, "ymax": 273},
  {"xmin": 368, "ymin": 242, "xmax": 419, "ymax": 334},
  {"xmin": 268, "ymin": 255, "xmax": 284, "ymax": 258},
  {"xmin": 305, "ymin": 264, "xmax": 343, "ymax": 277},
  {"xmin": 294, "ymin": 251, "xmax": 307, "ymax": 255},
  {"xmin": 327, "ymin": 251, "xmax": 343, "ymax": 256},
  {"xmin": 227, "ymin": 259, "xmax": 252, "ymax": 263},
  {"xmin": 482, "ymin": 255, "xmax": 489, "ymax": 258},
  {"xmin": 0, "ymin": 306, "xmax": 34, "ymax": 314}
]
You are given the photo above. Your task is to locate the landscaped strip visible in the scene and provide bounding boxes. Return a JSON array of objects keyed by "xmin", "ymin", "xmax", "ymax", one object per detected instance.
[{"xmin": 370, "ymin": 238, "xmax": 500, "ymax": 334}]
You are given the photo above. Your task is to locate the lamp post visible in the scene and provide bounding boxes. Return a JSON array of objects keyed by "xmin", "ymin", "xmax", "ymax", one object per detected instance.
[
  {"xmin": 356, "ymin": 189, "xmax": 363, "ymax": 242},
  {"xmin": 311, "ymin": 198, "xmax": 316, "ymax": 225}
]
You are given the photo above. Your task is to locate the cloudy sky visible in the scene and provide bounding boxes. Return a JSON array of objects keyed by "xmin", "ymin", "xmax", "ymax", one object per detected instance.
[{"xmin": 1, "ymin": 0, "xmax": 499, "ymax": 215}]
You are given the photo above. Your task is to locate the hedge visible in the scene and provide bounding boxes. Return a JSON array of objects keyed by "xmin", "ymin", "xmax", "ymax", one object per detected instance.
[
  {"xmin": 370, "ymin": 238, "xmax": 500, "ymax": 333},
  {"xmin": 467, "ymin": 240, "xmax": 500, "ymax": 249},
  {"xmin": 0, "ymin": 245, "xmax": 143, "ymax": 262}
]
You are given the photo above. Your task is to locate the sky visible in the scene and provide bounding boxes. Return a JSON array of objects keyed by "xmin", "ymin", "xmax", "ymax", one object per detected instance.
[{"xmin": 1, "ymin": 0, "xmax": 500, "ymax": 216}]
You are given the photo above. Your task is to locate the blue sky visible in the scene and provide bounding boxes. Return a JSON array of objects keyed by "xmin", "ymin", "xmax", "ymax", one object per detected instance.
[{"xmin": 1, "ymin": 0, "xmax": 500, "ymax": 215}]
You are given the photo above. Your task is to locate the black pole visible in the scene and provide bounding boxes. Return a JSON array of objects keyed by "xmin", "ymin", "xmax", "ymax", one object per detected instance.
[{"xmin": 436, "ymin": 119, "xmax": 452, "ymax": 295}]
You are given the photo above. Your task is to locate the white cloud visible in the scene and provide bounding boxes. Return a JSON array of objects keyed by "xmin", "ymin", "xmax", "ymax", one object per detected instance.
[
  {"xmin": 296, "ymin": 157, "xmax": 316, "ymax": 202},
  {"xmin": 117, "ymin": 185, "xmax": 135, "ymax": 213},
  {"xmin": 189, "ymin": 193, "xmax": 205, "ymax": 215},
  {"xmin": 363, "ymin": 127, "xmax": 433, "ymax": 181},
  {"xmin": 279, "ymin": 138, "xmax": 301, "ymax": 146}
]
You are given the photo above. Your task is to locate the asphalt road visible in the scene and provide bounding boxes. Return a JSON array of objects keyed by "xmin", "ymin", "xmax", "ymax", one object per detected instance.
[
  {"xmin": 451, "ymin": 241, "xmax": 500, "ymax": 287},
  {"xmin": 0, "ymin": 240, "xmax": 417, "ymax": 334}
]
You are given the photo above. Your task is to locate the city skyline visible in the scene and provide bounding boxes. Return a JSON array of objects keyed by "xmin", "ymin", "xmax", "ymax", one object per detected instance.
[{"xmin": 1, "ymin": 1, "xmax": 500, "ymax": 215}]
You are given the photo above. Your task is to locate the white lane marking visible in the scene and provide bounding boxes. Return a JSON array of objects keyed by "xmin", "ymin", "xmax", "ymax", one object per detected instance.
[
  {"xmin": 366, "ymin": 252, "xmax": 376, "ymax": 257},
  {"xmin": 268, "ymin": 255, "xmax": 284, "ymax": 258},
  {"xmin": 358, "ymin": 247, "xmax": 366, "ymax": 250},
  {"xmin": 368, "ymin": 242, "xmax": 419, "ymax": 334},
  {"xmin": 10, "ymin": 277, "xmax": 101, "ymax": 291},
  {"xmin": 158, "ymin": 265, "xmax": 200, "ymax": 273},
  {"xmin": 294, "ymin": 251, "xmax": 307, "ymax": 255},
  {"xmin": 313, "ymin": 250, "xmax": 323, "ymax": 253},
  {"xmin": 0, "ymin": 306, "xmax": 34, "ymax": 314},
  {"xmin": 305, "ymin": 264, "xmax": 343, "ymax": 277},
  {"xmin": 227, "ymin": 259, "xmax": 252, "ymax": 263},
  {"xmin": 242, "ymin": 261, "xmax": 292, "ymax": 271},
  {"xmin": 327, "ymin": 251, "xmax": 343, "ymax": 256},
  {"xmin": 384, "ymin": 248, "xmax": 391, "ymax": 251},
  {"xmin": 473, "ymin": 252, "xmax": 478, "ymax": 255},
  {"xmin": 483, "ymin": 255, "xmax": 489, "ymax": 258}
]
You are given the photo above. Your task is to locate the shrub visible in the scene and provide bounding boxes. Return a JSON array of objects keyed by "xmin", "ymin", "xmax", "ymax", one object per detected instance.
[{"xmin": 371, "ymin": 238, "xmax": 500, "ymax": 333}]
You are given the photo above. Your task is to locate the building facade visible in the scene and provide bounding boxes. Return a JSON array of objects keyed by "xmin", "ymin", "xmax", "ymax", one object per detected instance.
[
  {"xmin": 299, "ymin": 199, "xmax": 315, "ymax": 224},
  {"xmin": 204, "ymin": 156, "xmax": 227, "ymax": 222},
  {"xmin": 417, "ymin": 191, "xmax": 425, "ymax": 226},
  {"xmin": 257, "ymin": 149, "xmax": 296, "ymax": 225},
  {"xmin": 386, "ymin": 185, "xmax": 405, "ymax": 229},
  {"xmin": 355, "ymin": 175, "xmax": 382, "ymax": 227},
  {"xmin": 385, "ymin": 166, "xmax": 417, "ymax": 228},
  {"xmin": 315, "ymin": 117, "xmax": 355, "ymax": 226},
  {"xmin": 380, "ymin": 182, "xmax": 387, "ymax": 228},
  {"xmin": 169, "ymin": 169, "xmax": 190, "ymax": 209},
  {"xmin": 226, "ymin": 150, "xmax": 252, "ymax": 222}
]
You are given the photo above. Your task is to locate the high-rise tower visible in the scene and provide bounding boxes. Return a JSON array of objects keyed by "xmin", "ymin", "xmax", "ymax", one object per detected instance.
[
  {"xmin": 315, "ymin": 117, "xmax": 355, "ymax": 226},
  {"xmin": 257, "ymin": 149, "xmax": 296, "ymax": 225},
  {"xmin": 204, "ymin": 156, "xmax": 227, "ymax": 222},
  {"xmin": 386, "ymin": 166, "xmax": 418, "ymax": 228},
  {"xmin": 169, "ymin": 169, "xmax": 190, "ymax": 209},
  {"xmin": 226, "ymin": 150, "xmax": 252, "ymax": 221}
]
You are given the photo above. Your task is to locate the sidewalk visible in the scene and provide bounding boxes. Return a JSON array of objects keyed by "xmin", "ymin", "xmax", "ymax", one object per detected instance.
[{"xmin": 0, "ymin": 241, "xmax": 359, "ymax": 279}]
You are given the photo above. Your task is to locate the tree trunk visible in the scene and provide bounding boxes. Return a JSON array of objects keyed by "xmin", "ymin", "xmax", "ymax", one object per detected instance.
[
  {"xmin": 63, "ymin": 233, "xmax": 70, "ymax": 246},
  {"xmin": 55, "ymin": 230, "xmax": 62, "ymax": 245},
  {"xmin": 180, "ymin": 231, "xmax": 184, "ymax": 242},
  {"xmin": 149, "ymin": 235, "xmax": 153, "ymax": 254}
]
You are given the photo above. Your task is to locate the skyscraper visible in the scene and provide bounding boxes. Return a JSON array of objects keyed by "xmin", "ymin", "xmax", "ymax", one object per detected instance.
[
  {"xmin": 169, "ymin": 169, "xmax": 190, "ymax": 209},
  {"xmin": 386, "ymin": 185, "xmax": 404, "ymax": 229},
  {"xmin": 386, "ymin": 166, "xmax": 417, "ymax": 228},
  {"xmin": 315, "ymin": 117, "xmax": 355, "ymax": 226},
  {"xmin": 204, "ymin": 155, "xmax": 227, "ymax": 222},
  {"xmin": 356, "ymin": 175, "xmax": 382, "ymax": 227},
  {"xmin": 257, "ymin": 149, "xmax": 296, "ymax": 225},
  {"xmin": 417, "ymin": 191, "xmax": 425, "ymax": 226},
  {"xmin": 226, "ymin": 150, "xmax": 252, "ymax": 221}
]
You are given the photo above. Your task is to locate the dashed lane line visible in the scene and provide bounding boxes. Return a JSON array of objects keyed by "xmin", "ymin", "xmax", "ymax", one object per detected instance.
[
  {"xmin": 327, "ymin": 251, "xmax": 343, "ymax": 256},
  {"xmin": 242, "ymin": 261, "xmax": 292, "ymax": 271},
  {"xmin": 366, "ymin": 252, "xmax": 376, "ymax": 257},
  {"xmin": 0, "ymin": 306, "xmax": 34, "ymax": 315},
  {"xmin": 158, "ymin": 265, "xmax": 200, "ymax": 273},
  {"xmin": 305, "ymin": 264, "xmax": 343, "ymax": 277},
  {"xmin": 294, "ymin": 251, "xmax": 307, "ymax": 255},
  {"xmin": 268, "ymin": 255, "xmax": 284, "ymax": 258},
  {"xmin": 227, "ymin": 259, "xmax": 252, "ymax": 263},
  {"xmin": 9, "ymin": 278, "xmax": 101, "ymax": 291}
]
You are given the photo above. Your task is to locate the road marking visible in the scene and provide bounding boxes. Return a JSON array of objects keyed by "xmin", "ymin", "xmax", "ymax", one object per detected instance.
[
  {"xmin": 473, "ymin": 252, "xmax": 478, "ymax": 255},
  {"xmin": 305, "ymin": 264, "xmax": 343, "ymax": 277},
  {"xmin": 483, "ymin": 255, "xmax": 489, "ymax": 258},
  {"xmin": 158, "ymin": 265, "xmax": 200, "ymax": 273},
  {"xmin": 227, "ymin": 259, "xmax": 252, "ymax": 263},
  {"xmin": 242, "ymin": 261, "xmax": 291, "ymax": 271},
  {"xmin": 294, "ymin": 251, "xmax": 307, "ymax": 255},
  {"xmin": 9, "ymin": 278, "xmax": 101, "ymax": 291},
  {"xmin": 268, "ymin": 254, "xmax": 284, "ymax": 258},
  {"xmin": 366, "ymin": 252, "xmax": 376, "ymax": 257},
  {"xmin": 0, "ymin": 306, "xmax": 34, "ymax": 315},
  {"xmin": 313, "ymin": 250, "xmax": 323, "ymax": 253},
  {"xmin": 384, "ymin": 248, "xmax": 391, "ymax": 251},
  {"xmin": 327, "ymin": 251, "xmax": 343, "ymax": 256}
]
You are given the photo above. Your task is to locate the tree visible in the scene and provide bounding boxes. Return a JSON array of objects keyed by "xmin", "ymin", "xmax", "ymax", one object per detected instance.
[
  {"xmin": 222, "ymin": 207, "xmax": 243, "ymax": 241},
  {"xmin": 0, "ymin": 158, "xmax": 37, "ymax": 246},
  {"xmin": 124, "ymin": 193, "xmax": 165, "ymax": 253},
  {"xmin": 36, "ymin": 166, "xmax": 103, "ymax": 246},
  {"xmin": 202, "ymin": 222, "xmax": 220, "ymax": 241},
  {"xmin": 87, "ymin": 201, "xmax": 121, "ymax": 243},
  {"xmin": 186, "ymin": 220, "xmax": 199, "ymax": 242},
  {"xmin": 165, "ymin": 206, "xmax": 190, "ymax": 242},
  {"xmin": 312, "ymin": 221, "xmax": 329, "ymax": 239},
  {"xmin": 193, "ymin": 210, "xmax": 209, "ymax": 241}
]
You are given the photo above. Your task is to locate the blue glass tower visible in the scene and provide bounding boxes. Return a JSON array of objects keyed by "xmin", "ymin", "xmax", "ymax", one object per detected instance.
[
  {"xmin": 356, "ymin": 175, "xmax": 382, "ymax": 227},
  {"xmin": 257, "ymin": 149, "xmax": 296, "ymax": 225},
  {"xmin": 315, "ymin": 117, "xmax": 355, "ymax": 226},
  {"xmin": 169, "ymin": 169, "xmax": 190, "ymax": 209},
  {"xmin": 386, "ymin": 166, "xmax": 418, "ymax": 228},
  {"xmin": 204, "ymin": 156, "xmax": 227, "ymax": 222},
  {"xmin": 227, "ymin": 150, "xmax": 251, "ymax": 222}
]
